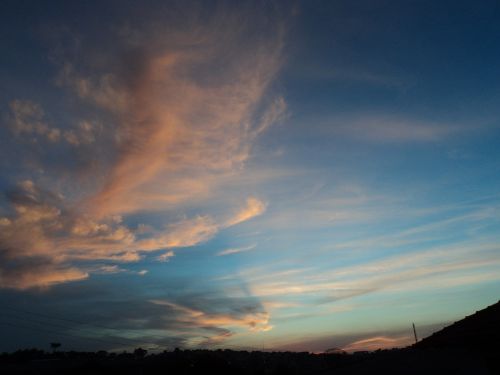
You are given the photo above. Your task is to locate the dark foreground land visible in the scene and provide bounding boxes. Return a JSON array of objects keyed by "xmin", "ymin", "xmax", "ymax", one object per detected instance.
[
  {"xmin": 0, "ymin": 347, "xmax": 497, "ymax": 375},
  {"xmin": 1, "ymin": 300, "xmax": 499, "ymax": 375}
]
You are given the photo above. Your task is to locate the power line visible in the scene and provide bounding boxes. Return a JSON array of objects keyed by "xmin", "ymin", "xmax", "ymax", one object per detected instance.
[
  {"xmin": 0, "ymin": 312, "xmax": 149, "ymax": 349},
  {"xmin": 1, "ymin": 305, "xmax": 173, "ymax": 346},
  {"xmin": 2, "ymin": 304, "xmax": 256, "ymax": 352},
  {"xmin": 0, "ymin": 320, "xmax": 133, "ymax": 350},
  {"xmin": 0, "ymin": 310, "xmax": 167, "ymax": 350}
]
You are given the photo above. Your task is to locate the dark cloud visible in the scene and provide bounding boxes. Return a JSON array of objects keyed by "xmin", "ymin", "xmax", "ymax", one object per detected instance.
[{"xmin": 0, "ymin": 278, "xmax": 272, "ymax": 351}]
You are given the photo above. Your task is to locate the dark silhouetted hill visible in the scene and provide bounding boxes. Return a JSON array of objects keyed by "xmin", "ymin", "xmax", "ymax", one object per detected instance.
[
  {"xmin": 331, "ymin": 300, "xmax": 500, "ymax": 374},
  {"xmin": 415, "ymin": 299, "xmax": 500, "ymax": 354}
]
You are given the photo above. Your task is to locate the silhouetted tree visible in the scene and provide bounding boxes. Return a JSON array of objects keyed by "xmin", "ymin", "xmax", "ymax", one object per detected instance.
[
  {"xmin": 50, "ymin": 342, "xmax": 61, "ymax": 353},
  {"xmin": 134, "ymin": 347, "xmax": 147, "ymax": 358}
]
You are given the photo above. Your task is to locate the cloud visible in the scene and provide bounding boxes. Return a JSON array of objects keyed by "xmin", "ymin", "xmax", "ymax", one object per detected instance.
[
  {"xmin": 39, "ymin": 281, "xmax": 275, "ymax": 350},
  {"xmin": 342, "ymin": 335, "xmax": 412, "ymax": 352},
  {"xmin": 57, "ymin": 18, "xmax": 285, "ymax": 218},
  {"xmin": 91, "ymin": 265, "xmax": 147, "ymax": 276},
  {"xmin": 7, "ymin": 100, "xmax": 61, "ymax": 142},
  {"xmin": 0, "ymin": 283, "xmax": 241, "ymax": 350},
  {"xmin": 62, "ymin": 120, "xmax": 98, "ymax": 146},
  {"xmin": 270, "ymin": 330, "xmax": 412, "ymax": 353},
  {"xmin": 236, "ymin": 236, "xmax": 500, "ymax": 305},
  {"xmin": 0, "ymin": 180, "xmax": 134, "ymax": 288},
  {"xmin": 224, "ymin": 197, "xmax": 267, "ymax": 227},
  {"xmin": 217, "ymin": 244, "xmax": 257, "ymax": 256},
  {"xmin": 270, "ymin": 320, "xmax": 450, "ymax": 353},
  {"xmin": 0, "ymin": 5, "xmax": 285, "ymax": 289},
  {"xmin": 0, "ymin": 260, "xmax": 88, "ymax": 290},
  {"xmin": 126, "ymin": 198, "xmax": 267, "ymax": 255},
  {"xmin": 333, "ymin": 115, "xmax": 462, "ymax": 143},
  {"xmin": 157, "ymin": 250, "xmax": 175, "ymax": 262},
  {"xmin": 138, "ymin": 216, "xmax": 219, "ymax": 251},
  {"xmin": 94, "ymin": 265, "xmax": 125, "ymax": 274},
  {"xmin": 7, "ymin": 100, "xmax": 98, "ymax": 146},
  {"xmin": 151, "ymin": 299, "xmax": 273, "ymax": 334},
  {"xmin": 21, "ymin": 283, "xmax": 274, "ymax": 350},
  {"xmin": 0, "ymin": 179, "xmax": 268, "ymax": 288},
  {"xmin": 56, "ymin": 63, "xmax": 128, "ymax": 113},
  {"xmin": 294, "ymin": 61, "xmax": 411, "ymax": 89},
  {"xmin": 137, "ymin": 202, "xmax": 267, "ymax": 253}
]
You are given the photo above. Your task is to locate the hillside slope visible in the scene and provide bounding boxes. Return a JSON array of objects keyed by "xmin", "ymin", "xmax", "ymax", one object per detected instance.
[
  {"xmin": 416, "ymin": 299, "xmax": 500, "ymax": 352},
  {"xmin": 332, "ymin": 300, "xmax": 500, "ymax": 374}
]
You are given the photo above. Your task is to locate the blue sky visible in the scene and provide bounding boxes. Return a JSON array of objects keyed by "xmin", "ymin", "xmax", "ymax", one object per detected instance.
[{"xmin": 1, "ymin": 0, "xmax": 500, "ymax": 352}]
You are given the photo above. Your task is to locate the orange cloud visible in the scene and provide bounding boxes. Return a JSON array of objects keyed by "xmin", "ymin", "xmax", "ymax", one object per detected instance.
[
  {"xmin": 70, "ymin": 31, "xmax": 284, "ymax": 218},
  {"xmin": 0, "ymin": 9, "xmax": 285, "ymax": 289},
  {"xmin": 224, "ymin": 197, "xmax": 267, "ymax": 227},
  {"xmin": 342, "ymin": 335, "xmax": 412, "ymax": 352},
  {"xmin": 0, "ymin": 264, "xmax": 88, "ymax": 290},
  {"xmin": 151, "ymin": 299, "xmax": 273, "ymax": 334},
  {"xmin": 137, "ymin": 216, "xmax": 218, "ymax": 251},
  {"xmin": 0, "ymin": 179, "xmax": 270, "ymax": 288}
]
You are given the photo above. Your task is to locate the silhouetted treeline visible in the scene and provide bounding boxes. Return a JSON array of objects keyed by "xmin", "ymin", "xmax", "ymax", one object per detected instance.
[
  {"xmin": 0, "ymin": 348, "xmax": 365, "ymax": 375},
  {"xmin": 1, "ymin": 346, "xmax": 497, "ymax": 375}
]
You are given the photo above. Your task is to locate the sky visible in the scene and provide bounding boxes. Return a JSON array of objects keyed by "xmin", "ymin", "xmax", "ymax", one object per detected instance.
[{"xmin": 1, "ymin": 0, "xmax": 500, "ymax": 353}]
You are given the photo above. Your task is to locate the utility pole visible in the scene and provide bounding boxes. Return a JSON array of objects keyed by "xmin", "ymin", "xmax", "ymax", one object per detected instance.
[{"xmin": 412, "ymin": 322, "xmax": 418, "ymax": 343}]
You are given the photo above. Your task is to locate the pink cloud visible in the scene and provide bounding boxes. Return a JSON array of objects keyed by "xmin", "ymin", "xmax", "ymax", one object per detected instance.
[{"xmin": 0, "ymin": 9, "xmax": 285, "ymax": 289}]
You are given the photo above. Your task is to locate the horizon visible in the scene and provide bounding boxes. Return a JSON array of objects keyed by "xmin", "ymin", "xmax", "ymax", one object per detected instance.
[{"xmin": 1, "ymin": 0, "xmax": 500, "ymax": 354}]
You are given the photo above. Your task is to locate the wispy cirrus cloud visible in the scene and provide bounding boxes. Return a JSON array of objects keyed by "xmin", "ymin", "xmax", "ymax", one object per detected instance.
[
  {"xmin": 7, "ymin": 100, "xmax": 99, "ymax": 146},
  {"xmin": 332, "ymin": 115, "xmax": 465, "ymax": 143},
  {"xmin": 65, "ymin": 26, "xmax": 284, "ymax": 218},
  {"xmin": 7, "ymin": 100, "xmax": 61, "ymax": 142},
  {"xmin": 217, "ymin": 244, "xmax": 257, "ymax": 256},
  {"xmin": 224, "ymin": 197, "xmax": 267, "ymax": 227},
  {"xmin": 136, "ymin": 197, "xmax": 268, "ymax": 252},
  {"xmin": 270, "ymin": 320, "xmax": 449, "ymax": 353},
  {"xmin": 235, "ymin": 237, "xmax": 500, "ymax": 303},
  {"xmin": 0, "ymin": 5, "xmax": 285, "ymax": 289},
  {"xmin": 137, "ymin": 216, "xmax": 219, "ymax": 251},
  {"xmin": 342, "ymin": 335, "xmax": 412, "ymax": 352}
]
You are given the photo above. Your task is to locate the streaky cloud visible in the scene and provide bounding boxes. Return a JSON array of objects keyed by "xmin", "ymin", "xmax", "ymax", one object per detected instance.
[
  {"xmin": 217, "ymin": 244, "xmax": 257, "ymax": 256},
  {"xmin": 0, "ymin": 4, "xmax": 286, "ymax": 289}
]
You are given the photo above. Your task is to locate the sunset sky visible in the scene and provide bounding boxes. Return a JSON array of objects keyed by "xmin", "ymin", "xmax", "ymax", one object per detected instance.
[{"xmin": 1, "ymin": 0, "xmax": 500, "ymax": 353}]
